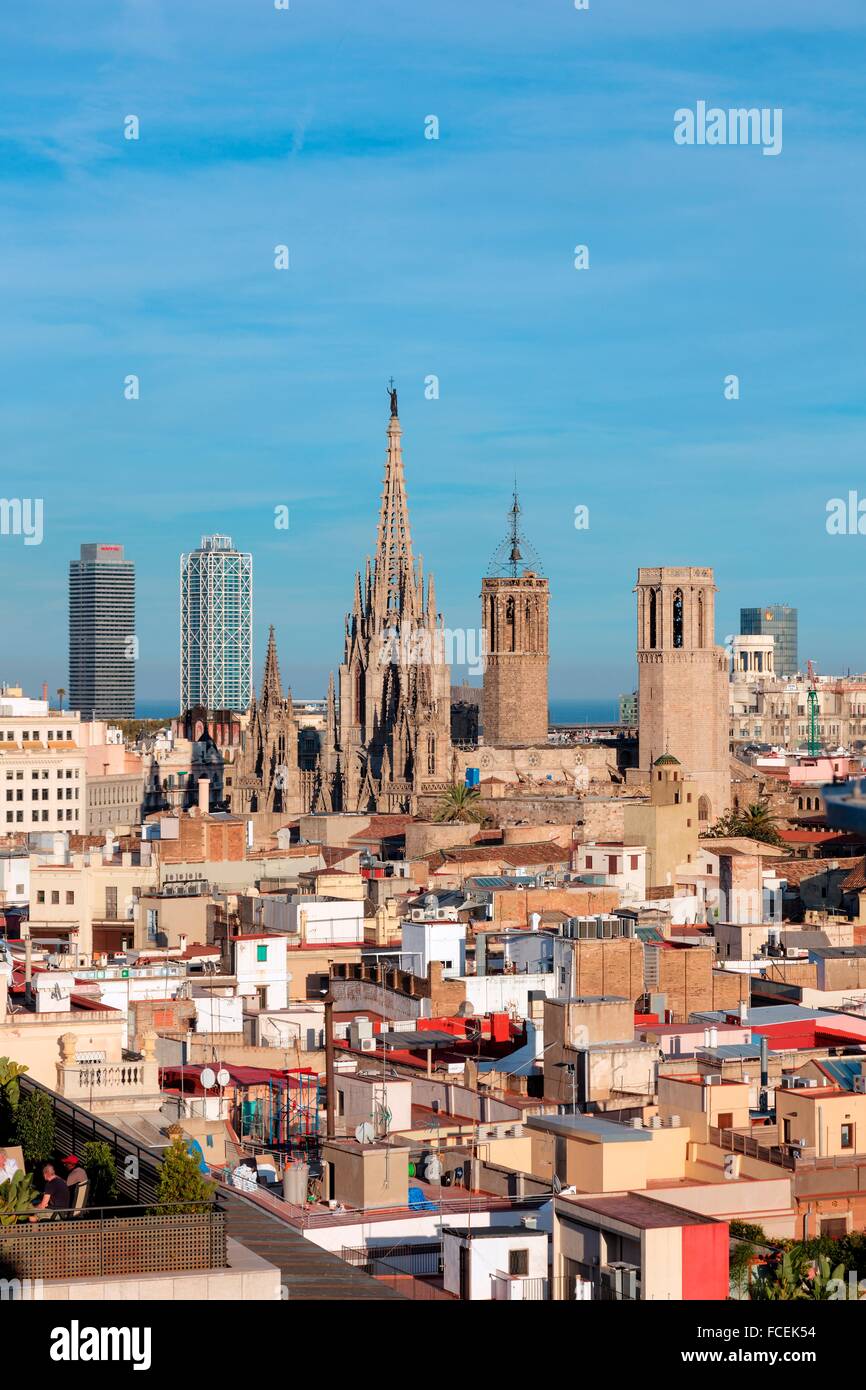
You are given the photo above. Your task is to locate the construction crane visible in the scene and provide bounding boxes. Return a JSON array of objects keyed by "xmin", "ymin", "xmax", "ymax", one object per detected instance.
[{"xmin": 807, "ymin": 660, "xmax": 820, "ymax": 756}]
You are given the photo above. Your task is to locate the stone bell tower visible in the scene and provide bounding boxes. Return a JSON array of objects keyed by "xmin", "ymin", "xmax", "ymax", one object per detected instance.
[
  {"xmin": 635, "ymin": 566, "xmax": 729, "ymax": 821},
  {"xmin": 481, "ymin": 490, "xmax": 549, "ymax": 746}
]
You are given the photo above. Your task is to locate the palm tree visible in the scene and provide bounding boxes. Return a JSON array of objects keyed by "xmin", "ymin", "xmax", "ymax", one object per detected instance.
[
  {"xmin": 739, "ymin": 800, "xmax": 782, "ymax": 846},
  {"xmin": 56, "ymin": 687, "xmax": 65, "ymax": 712},
  {"xmin": 433, "ymin": 783, "xmax": 484, "ymax": 824}
]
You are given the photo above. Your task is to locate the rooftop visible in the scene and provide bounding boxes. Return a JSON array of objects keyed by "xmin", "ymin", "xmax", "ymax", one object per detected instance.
[
  {"xmin": 560, "ymin": 1191, "xmax": 721, "ymax": 1230},
  {"xmin": 526, "ymin": 1114, "xmax": 651, "ymax": 1144}
]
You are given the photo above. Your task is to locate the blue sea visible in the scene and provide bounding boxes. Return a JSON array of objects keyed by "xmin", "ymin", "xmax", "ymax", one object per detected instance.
[
  {"xmin": 549, "ymin": 698, "xmax": 620, "ymax": 724},
  {"xmin": 135, "ymin": 699, "xmax": 179, "ymax": 720},
  {"xmin": 136, "ymin": 696, "xmax": 622, "ymax": 724}
]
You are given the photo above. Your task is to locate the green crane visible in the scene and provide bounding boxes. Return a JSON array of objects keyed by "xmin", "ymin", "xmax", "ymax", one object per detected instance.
[{"xmin": 807, "ymin": 659, "xmax": 820, "ymax": 756}]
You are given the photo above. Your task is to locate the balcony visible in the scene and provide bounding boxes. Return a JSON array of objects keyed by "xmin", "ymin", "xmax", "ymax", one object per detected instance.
[
  {"xmin": 0, "ymin": 1204, "xmax": 226, "ymax": 1282},
  {"xmin": 55, "ymin": 1037, "xmax": 163, "ymax": 1114}
]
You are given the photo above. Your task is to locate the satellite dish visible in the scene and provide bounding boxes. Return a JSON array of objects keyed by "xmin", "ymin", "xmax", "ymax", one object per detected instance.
[
  {"xmin": 355, "ymin": 1122, "xmax": 375, "ymax": 1144},
  {"xmin": 200, "ymin": 1067, "xmax": 216, "ymax": 1090},
  {"xmin": 216, "ymin": 1068, "xmax": 230, "ymax": 1088}
]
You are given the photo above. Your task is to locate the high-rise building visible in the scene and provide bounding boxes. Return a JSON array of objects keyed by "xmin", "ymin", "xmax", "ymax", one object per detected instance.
[
  {"xmin": 68, "ymin": 543, "xmax": 135, "ymax": 719},
  {"xmin": 619, "ymin": 691, "xmax": 638, "ymax": 724},
  {"xmin": 481, "ymin": 491, "xmax": 549, "ymax": 746},
  {"xmin": 740, "ymin": 605, "xmax": 798, "ymax": 679},
  {"xmin": 635, "ymin": 566, "xmax": 730, "ymax": 823},
  {"xmin": 180, "ymin": 535, "xmax": 252, "ymax": 714}
]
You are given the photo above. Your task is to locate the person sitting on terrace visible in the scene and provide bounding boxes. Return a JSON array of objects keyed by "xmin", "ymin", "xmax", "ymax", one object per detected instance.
[
  {"xmin": 61, "ymin": 1154, "xmax": 87, "ymax": 1192},
  {"xmin": 29, "ymin": 1161, "xmax": 71, "ymax": 1220}
]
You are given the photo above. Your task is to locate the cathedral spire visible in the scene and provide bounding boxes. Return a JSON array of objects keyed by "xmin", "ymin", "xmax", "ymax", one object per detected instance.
[
  {"xmin": 261, "ymin": 625, "xmax": 282, "ymax": 707},
  {"xmin": 375, "ymin": 382, "xmax": 415, "ymax": 614}
]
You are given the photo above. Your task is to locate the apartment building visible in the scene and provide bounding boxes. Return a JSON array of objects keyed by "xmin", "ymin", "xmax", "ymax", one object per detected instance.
[
  {"xmin": 0, "ymin": 705, "xmax": 87, "ymax": 834},
  {"xmin": 26, "ymin": 842, "xmax": 158, "ymax": 961}
]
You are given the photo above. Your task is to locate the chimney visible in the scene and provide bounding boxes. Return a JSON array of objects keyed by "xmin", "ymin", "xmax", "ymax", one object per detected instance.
[
  {"xmin": 198, "ymin": 777, "xmax": 209, "ymax": 814},
  {"xmin": 41, "ymin": 682, "xmax": 48, "ymax": 703}
]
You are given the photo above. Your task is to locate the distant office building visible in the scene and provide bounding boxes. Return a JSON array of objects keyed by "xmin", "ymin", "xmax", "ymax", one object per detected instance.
[
  {"xmin": 69, "ymin": 543, "xmax": 135, "ymax": 719},
  {"xmin": 619, "ymin": 691, "xmax": 638, "ymax": 724},
  {"xmin": 180, "ymin": 535, "xmax": 252, "ymax": 713},
  {"xmin": 740, "ymin": 605, "xmax": 798, "ymax": 678}
]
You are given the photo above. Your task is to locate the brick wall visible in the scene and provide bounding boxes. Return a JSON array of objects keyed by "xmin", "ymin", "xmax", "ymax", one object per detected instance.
[
  {"xmin": 128, "ymin": 996, "xmax": 195, "ymax": 1050},
  {"xmin": 566, "ymin": 937, "xmax": 645, "ymax": 1003}
]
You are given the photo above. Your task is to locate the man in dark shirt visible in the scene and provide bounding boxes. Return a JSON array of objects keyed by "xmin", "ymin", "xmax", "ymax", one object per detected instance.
[{"xmin": 30, "ymin": 1162, "xmax": 70, "ymax": 1218}]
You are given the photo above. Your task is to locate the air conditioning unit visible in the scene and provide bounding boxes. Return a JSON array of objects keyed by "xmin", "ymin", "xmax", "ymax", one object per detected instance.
[
  {"xmin": 359, "ymin": 1037, "xmax": 376, "ymax": 1052},
  {"xmin": 853, "ymin": 1075, "xmax": 866, "ymax": 1094}
]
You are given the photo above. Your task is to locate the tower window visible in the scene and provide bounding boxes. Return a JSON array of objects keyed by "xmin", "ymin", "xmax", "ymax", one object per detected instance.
[
  {"xmin": 649, "ymin": 589, "xmax": 658, "ymax": 649},
  {"xmin": 672, "ymin": 589, "xmax": 684, "ymax": 648}
]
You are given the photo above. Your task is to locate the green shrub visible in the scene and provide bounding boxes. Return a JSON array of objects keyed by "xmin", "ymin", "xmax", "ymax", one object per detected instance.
[
  {"xmin": 81, "ymin": 1141, "xmax": 118, "ymax": 1207},
  {"xmin": 0, "ymin": 1170, "xmax": 37, "ymax": 1225},
  {"xmin": 154, "ymin": 1135, "xmax": 215, "ymax": 1215},
  {"xmin": 15, "ymin": 1090, "xmax": 55, "ymax": 1165},
  {"xmin": 730, "ymin": 1219, "xmax": 768, "ymax": 1244},
  {"xmin": 0, "ymin": 1058, "xmax": 28, "ymax": 1144}
]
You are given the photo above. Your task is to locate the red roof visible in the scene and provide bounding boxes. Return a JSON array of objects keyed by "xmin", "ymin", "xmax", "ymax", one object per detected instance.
[
  {"xmin": 161, "ymin": 1062, "xmax": 315, "ymax": 1090},
  {"xmin": 778, "ymin": 829, "xmax": 845, "ymax": 845}
]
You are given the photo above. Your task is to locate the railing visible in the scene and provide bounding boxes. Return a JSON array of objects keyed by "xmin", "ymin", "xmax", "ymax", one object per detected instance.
[
  {"xmin": 74, "ymin": 1062, "xmax": 146, "ymax": 1090},
  {"xmin": 0, "ymin": 1203, "xmax": 226, "ymax": 1281},
  {"xmin": 341, "ymin": 1242, "xmax": 442, "ymax": 1277},
  {"xmin": 372, "ymin": 1270, "xmax": 455, "ymax": 1300},
  {"xmin": 18, "ymin": 1075, "xmax": 161, "ymax": 1204},
  {"xmin": 711, "ymin": 1126, "xmax": 796, "ymax": 1169}
]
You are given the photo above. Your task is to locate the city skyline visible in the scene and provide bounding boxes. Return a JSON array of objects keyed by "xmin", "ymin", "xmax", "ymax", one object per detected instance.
[{"xmin": 2, "ymin": 1, "xmax": 866, "ymax": 702}]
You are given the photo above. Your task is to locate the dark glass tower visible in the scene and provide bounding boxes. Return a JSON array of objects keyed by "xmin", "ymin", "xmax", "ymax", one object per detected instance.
[
  {"xmin": 740, "ymin": 605, "xmax": 798, "ymax": 678},
  {"xmin": 69, "ymin": 543, "xmax": 136, "ymax": 719}
]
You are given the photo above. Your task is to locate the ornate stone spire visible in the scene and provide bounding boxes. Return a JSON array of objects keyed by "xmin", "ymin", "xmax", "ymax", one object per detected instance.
[
  {"xmin": 374, "ymin": 385, "xmax": 415, "ymax": 615},
  {"xmin": 260, "ymin": 625, "xmax": 282, "ymax": 708}
]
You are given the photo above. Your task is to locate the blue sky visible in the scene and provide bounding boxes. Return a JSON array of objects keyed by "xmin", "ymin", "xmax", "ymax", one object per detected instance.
[{"xmin": 2, "ymin": 0, "xmax": 866, "ymax": 704}]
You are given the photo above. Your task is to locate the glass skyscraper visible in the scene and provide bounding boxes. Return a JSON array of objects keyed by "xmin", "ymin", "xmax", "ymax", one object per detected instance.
[
  {"xmin": 180, "ymin": 535, "xmax": 252, "ymax": 713},
  {"xmin": 69, "ymin": 543, "xmax": 136, "ymax": 719},
  {"xmin": 740, "ymin": 604, "xmax": 798, "ymax": 678}
]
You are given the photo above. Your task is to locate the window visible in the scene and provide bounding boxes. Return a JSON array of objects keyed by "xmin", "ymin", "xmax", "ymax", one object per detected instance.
[
  {"xmin": 105, "ymin": 887, "xmax": 118, "ymax": 920},
  {"xmin": 256, "ymin": 945, "xmax": 268, "ymax": 963},
  {"xmin": 841, "ymin": 1124, "xmax": 855, "ymax": 1150},
  {"xmin": 585, "ymin": 855, "xmax": 593, "ymax": 869},
  {"xmin": 672, "ymin": 588, "xmax": 684, "ymax": 648},
  {"xmin": 65, "ymin": 891, "xmax": 74, "ymax": 905},
  {"xmin": 607, "ymin": 856, "xmax": 618, "ymax": 875},
  {"xmin": 509, "ymin": 1249, "xmax": 529, "ymax": 1277},
  {"xmin": 629, "ymin": 855, "xmax": 639, "ymax": 871},
  {"xmin": 37, "ymin": 890, "xmax": 45, "ymax": 904},
  {"xmin": 50, "ymin": 891, "xmax": 59, "ymax": 905}
]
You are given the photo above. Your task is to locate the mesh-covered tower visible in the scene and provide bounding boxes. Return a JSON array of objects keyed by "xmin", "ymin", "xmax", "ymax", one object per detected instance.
[
  {"xmin": 69, "ymin": 543, "xmax": 136, "ymax": 719},
  {"xmin": 481, "ymin": 491, "xmax": 549, "ymax": 746},
  {"xmin": 180, "ymin": 535, "xmax": 252, "ymax": 714}
]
